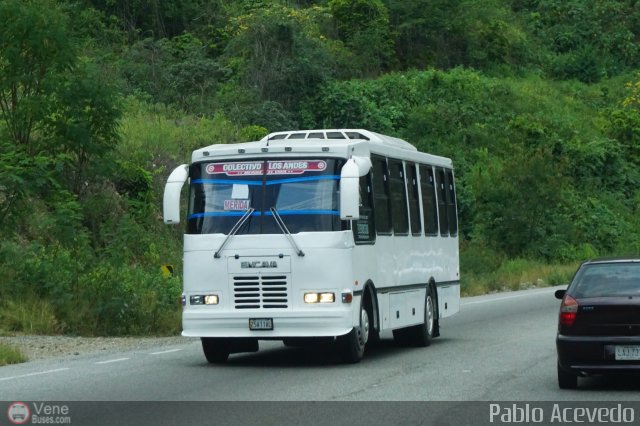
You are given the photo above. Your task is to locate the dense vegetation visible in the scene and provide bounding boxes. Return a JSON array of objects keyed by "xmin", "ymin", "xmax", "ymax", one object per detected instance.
[{"xmin": 2, "ymin": 0, "xmax": 640, "ymax": 336}]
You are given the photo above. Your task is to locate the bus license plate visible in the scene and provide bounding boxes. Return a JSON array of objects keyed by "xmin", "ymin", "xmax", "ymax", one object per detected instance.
[
  {"xmin": 249, "ymin": 318, "xmax": 273, "ymax": 330},
  {"xmin": 615, "ymin": 345, "xmax": 640, "ymax": 360}
]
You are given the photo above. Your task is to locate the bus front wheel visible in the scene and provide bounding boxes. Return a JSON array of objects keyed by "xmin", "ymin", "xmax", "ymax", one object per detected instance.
[{"xmin": 338, "ymin": 302, "xmax": 369, "ymax": 363}]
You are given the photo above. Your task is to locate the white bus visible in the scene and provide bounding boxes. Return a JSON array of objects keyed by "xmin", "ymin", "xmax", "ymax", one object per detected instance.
[{"xmin": 163, "ymin": 129, "xmax": 460, "ymax": 363}]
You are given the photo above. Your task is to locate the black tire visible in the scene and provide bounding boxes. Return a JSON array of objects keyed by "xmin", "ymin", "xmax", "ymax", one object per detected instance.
[
  {"xmin": 337, "ymin": 301, "xmax": 370, "ymax": 363},
  {"xmin": 201, "ymin": 338, "xmax": 230, "ymax": 363},
  {"xmin": 393, "ymin": 286, "xmax": 436, "ymax": 347},
  {"xmin": 364, "ymin": 290, "xmax": 380, "ymax": 345},
  {"xmin": 392, "ymin": 326, "xmax": 411, "ymax": 344},
  {"xmin": 282, "ymin": 338, "xmax": 308, "ymax": 347},
  {"xmin": 557, "ymin": 363, "xmax": 578, "ymax": 389}
]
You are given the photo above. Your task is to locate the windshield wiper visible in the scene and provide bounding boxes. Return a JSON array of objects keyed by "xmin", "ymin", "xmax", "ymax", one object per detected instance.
[
  {"xmin": 270, "ymin": 207, "xmax": 305, "ymax": 257},
  {"xmin": 214, "ymin": 208, "xmax": 255, "ymax": 259}
]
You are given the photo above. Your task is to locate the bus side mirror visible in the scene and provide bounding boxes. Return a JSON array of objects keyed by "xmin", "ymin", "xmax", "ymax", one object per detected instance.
[
  {"xmin": 163, "ymin": 164, "xmax": 188, "ymax": 225},
  {"xmin": 340, "ymin": 157, "xmax": 371, "ymax": 221}
]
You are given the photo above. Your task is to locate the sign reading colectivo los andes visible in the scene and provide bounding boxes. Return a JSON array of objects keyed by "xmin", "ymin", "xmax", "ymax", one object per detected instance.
[{"xmin": 206, "ymin": 160, "xmax": 327, "ymax": 176}]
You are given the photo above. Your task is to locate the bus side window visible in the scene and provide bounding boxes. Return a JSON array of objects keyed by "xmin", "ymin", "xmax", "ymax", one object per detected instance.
[
  {"xmin": 372, "ymin": 156, "xmax": 392, "ymax": 235},
  {"xmin": 406, "ymin": 163, "xmax": 421, "ymax": 236},
  {"xmin": 446, "ymin": 170, "xmax": 458, "ymax": 237},
  {"xmin": 354, "ymin": 173, "xmax": 376, "ymax": 243},
  {"xmin": 419, "ymin": 165, "xmax": 438, "ymax": 236},
  {"xmin": 389, "ymin": 159, "xmax": 409, "ymax": 235},
  {"xmin": 436, "ymin": 168, "xmax": 449, "ymax": 237}
]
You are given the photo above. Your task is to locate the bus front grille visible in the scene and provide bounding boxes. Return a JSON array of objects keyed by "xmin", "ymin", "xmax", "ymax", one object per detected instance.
[{"xmin": 233, "ymin": 275, "xmax": 289, "ymax": 309}]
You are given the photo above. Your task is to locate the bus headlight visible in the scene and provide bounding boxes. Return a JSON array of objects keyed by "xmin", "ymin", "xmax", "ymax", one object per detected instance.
[
  {"xmin": 319, "ymin": 293, "xmax": 335, "ymax": 303},
  {"xmin": 304, "ymin": 292, "xmax": 335, "ymax": 304},
  {"xmin": 304, "ymin": 293, "xmax": 318, "ymax": 303},
  {"xmin": 204, "ymin": 295, "xmax": 219, "ymax": 305},
  {"xmin": 190, "ymin": 295, "xmax": 219, "ymax": 305}
]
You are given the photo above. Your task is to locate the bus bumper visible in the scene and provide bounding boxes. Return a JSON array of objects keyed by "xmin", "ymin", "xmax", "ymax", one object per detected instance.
[{"xmin": 182, "ymin": 309, "xmax": 354, "ymax": 338}]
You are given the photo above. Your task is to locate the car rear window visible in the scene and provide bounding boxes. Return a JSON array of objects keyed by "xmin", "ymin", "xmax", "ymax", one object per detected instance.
[{"xmin": 572, "ymin": 263, "xmax": 640, "ymax": 298}]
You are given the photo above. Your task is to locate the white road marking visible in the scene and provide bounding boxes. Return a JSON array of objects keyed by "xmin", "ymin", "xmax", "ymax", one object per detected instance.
[
  {"xmin": 0, "ymin": 368, "xmax": 69, "ymax": 382},
  {"xmin": 95, "ymin": 357, "xmax": 129, "ymax": 365},
  {"xmin": 462, "ymin": 287, "xmax": 560, "ymax": 306},
  {"xmin": 150, "ymin": 348, "xmax": 183, "ymax": 355},
  {"xmin": 1, "ymin": 348, "xmax": 185, "ymax": 382}
]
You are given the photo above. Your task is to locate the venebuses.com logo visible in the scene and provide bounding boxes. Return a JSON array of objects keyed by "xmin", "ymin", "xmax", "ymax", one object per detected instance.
[
  {"xmin": 7, "ymin": 402, "xmax": 30, "ymax": 425},
  {"xmin": 6, "ymin": 401, "xmax": 71, "ymax": 425}
]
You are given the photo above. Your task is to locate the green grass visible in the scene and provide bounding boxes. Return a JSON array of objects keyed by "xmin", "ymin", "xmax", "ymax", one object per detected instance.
[
  {"xmin": 0, "ymin": 298, "xmax": 61, "ymax": 335},
  {"xmin": 0, "ymin": 343, "xmax": 27, "ymax": 366},
  {"xmin": 117, "ymin": 97, "xmax": 246, "ymax": 164},
  {"xmin": 461, "ymin": 260, "xmax": 579, "ymax": 296}
]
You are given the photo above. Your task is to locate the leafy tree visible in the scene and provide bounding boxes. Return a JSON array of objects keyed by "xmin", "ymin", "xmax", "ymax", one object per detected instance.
[
  {"xmin": 48, "ymin": 61, "xmax": 121, "ymax": 195},
  {"xmin": 329, "ymin": 0, "xmax": 394, "ymax": 75},
  {"xmin": 468, "ymin": 147, "xmax": 570, "ymax": 258},
  {"xmin": 607, "ymin": 74, "xmax": 640, "ymax": 165},
  {"xmin": 385, "ymin": 0, "xmax": 534, "ymax": 74},
  {"xmin": 515, "ymin": 0, "xmax": 640, "ymax": 81},
  {"xmin": 83, "ymin": 0, "xmax": 218, "ymax": 40},
  {"xmin": 0, "ymin": 0, "xmax": 121, "ymax": 229},
  {"xmin": 460, "ymin": 1, "xmax": 532, "ymax": 72},
  {"xmin": 122, "ymin": 33, "xmax": 222, "ymax": 113},
  {"xmin": 217, "ymin": 4, "xmax": 349, "ymax": 129},
  {"xmin": 0, "ymin": 0, "xmax": 74, "ymax": 153},
  {"xmin": 0, "ymin": 0, "xmax": 73, "ymax": 228},
  {"xmin": 385, "ymin": 0, "xmax": 465, "ymax": 69}
]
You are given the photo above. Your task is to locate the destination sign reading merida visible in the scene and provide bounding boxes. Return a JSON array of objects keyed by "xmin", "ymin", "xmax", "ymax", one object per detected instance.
[{"xmin": 206, "ymin": 160, "xmax": 327, "ymax": 176}]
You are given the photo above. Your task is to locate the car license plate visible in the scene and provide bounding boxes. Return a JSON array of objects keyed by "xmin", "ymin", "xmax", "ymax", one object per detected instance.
[
  {"xmin": 615, "ymin": 345, "xmax": 640, "ymax": 360},
  {"xmin": 249, "ymin": 318, "xmax": 273, "ymax": 330}
]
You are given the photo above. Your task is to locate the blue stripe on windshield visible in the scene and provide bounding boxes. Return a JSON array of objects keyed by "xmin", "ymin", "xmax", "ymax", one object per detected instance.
[
  {"xmin": 188, "ymin": 210, "xmax": 339, "ymax": 220},
  {"xmin": 264, "ymin": 210, "xmax": 339, "ymax": 216},
  {"xmin": 265, "ymin": 175, "xmax": 340, "ymax": 185},
  {"xmin": 191, "ymin": 179, "xmax": 263, "ymax": 186},
  {"xmin": 188, "ymin": 212, "xmax": 262, "ymax": 219}
]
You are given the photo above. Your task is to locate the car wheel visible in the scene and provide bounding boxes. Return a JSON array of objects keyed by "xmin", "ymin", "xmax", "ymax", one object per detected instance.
[
  {"xmin": 557, "ymin": 363, "xmax": 578, "ymax": 389},
  {"xmin": 338, "ymin": 301, "xmax": 369, "ymax": 363},
  {"xmin": 201, "ymin": 338, "xmax": 230, "ymax": 363}
]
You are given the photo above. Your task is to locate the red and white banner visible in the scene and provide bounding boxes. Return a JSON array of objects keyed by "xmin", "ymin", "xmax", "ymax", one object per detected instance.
[
  {"xmin": 266, "ymin": 160, "xmax": 326, "ymax": 175},
  {"xmin": 206, "ymin": 161, "xmax": 263, "ymax": 176},
  {"xmin": 206, "ymin": 160, "xmax": 327, "ymax": 176}
]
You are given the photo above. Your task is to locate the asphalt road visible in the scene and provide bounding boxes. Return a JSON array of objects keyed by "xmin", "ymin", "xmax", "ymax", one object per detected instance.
[{"xmin": 1, "ymin": 286, "xmax": 639, "ymax": 424}]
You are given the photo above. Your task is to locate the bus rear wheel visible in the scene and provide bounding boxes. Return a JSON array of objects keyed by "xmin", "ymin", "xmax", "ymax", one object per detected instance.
[
  {"xmin": 338, "ymin": 302, "xmax": 369, "ymax": 363},
  {"xmin": 412, "ymin": 289, "xmax": 436, "ymax": 347},
  {"xmin": 393, "ymin": 287, "xmax": 436, "ymax": 347}
]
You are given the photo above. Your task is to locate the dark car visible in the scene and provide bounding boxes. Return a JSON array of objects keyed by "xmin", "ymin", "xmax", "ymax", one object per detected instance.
[{"xmin": 555, "ymin": 258, "xmax": 640, "ymax": 389}]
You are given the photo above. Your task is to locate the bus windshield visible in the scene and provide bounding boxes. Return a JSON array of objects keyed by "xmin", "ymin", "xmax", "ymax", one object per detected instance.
[{"xmin": 187, "ymin": 158, "xmax": 345, "ymax": 235}]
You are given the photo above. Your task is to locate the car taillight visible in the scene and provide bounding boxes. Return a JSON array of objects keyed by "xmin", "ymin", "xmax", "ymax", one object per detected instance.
[{"xmin": 559, "ymin": 294, "xmax": 578, "ymax": 326}]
